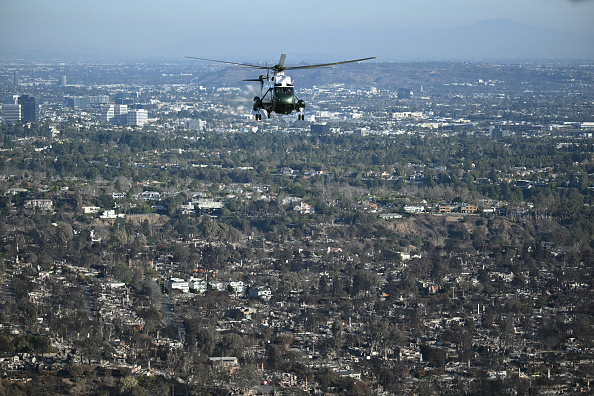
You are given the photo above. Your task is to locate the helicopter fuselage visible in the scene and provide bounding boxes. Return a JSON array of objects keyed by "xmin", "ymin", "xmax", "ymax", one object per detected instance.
[{"xmin": 253, "ymin": 72, "xmax": 305, "ymax": 118}]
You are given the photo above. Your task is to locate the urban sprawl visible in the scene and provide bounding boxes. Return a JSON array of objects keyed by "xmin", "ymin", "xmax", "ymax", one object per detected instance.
[{"xmin": 0, "ymin": 61, "xmax": 593, "ymax": 395}]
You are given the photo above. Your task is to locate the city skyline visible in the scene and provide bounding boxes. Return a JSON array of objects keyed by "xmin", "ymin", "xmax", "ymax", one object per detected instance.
[{"xmin": 1, "ymin": 0, "xmax": 594, "ymax": 61}]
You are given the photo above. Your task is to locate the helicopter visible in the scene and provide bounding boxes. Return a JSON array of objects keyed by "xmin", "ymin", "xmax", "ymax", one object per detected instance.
[{"xmin": 186, "ymin": 54, "xmax": 376, "ymax": 120}]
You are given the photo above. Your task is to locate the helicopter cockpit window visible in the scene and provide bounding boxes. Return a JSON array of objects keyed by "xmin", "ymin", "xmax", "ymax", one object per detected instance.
[{"xmin": 274, "ymin": 86, "xmax": 294, "ymax": 95}]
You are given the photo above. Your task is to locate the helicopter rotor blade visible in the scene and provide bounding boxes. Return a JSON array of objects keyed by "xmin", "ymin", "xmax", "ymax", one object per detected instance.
[
  {"xmin": 185, "ymin": 56, "xmax": 268, "ymax": 70},
  {"xmin": 243, "ymin": 74, "xmax": 268, "ymax": 82},
  {"xmin": 186, "ymin": 55, "xmax": 377, "ymax": 73},
  {"xmin": 284, "ymin": 57, "xmax": 377, "ymax": 70}
]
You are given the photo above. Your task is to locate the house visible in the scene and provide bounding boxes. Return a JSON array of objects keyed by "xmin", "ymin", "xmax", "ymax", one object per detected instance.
[
  {"xmin": 226, "ymin": 281, "xmax": 245, "ymax": 294},
  {"xmin": 24, "ymin": 199, "xmax": 53, "ymax": 211},
  {"xmin": 249, "ymin": 287, "xmax": 272, "ymax": 302},
  {"xmin": 180, "ymin": 202, "xmax": 195, "ymax": 212},
  {"xmin": 209, "ymin": 356, "xmax": 238, "ymax": 367},
  {"xmin": 188, "ymin": 278, "xmax": 208, "ymax": 293},
  {"xmin": 100, "ymin": 210, "xmax": 123, "ymax": 219},
  {"xmin": 106, "ymin": 282, "xmax": 126, "ymax": 288},
  {"xmin": 461, "ymin": 204, "xmax": 478, "ymax": 214},
  {"xmin": 209, "ymin": 357, "xmax": 239, "ymax": 373},
  {"xmin": 438, "ymin": 205, "xmax": 454, "ymax": 214},
  {"xmin": 482, "ymin": 208, "xmax": 496, "ymax": 215},
  {"xmin": 380, "ymin": 213, "xmax": 403, "ymax": 219},
  {"xmin": 194, "ymin": 199, "xmax": 225, "ymax": 210},
  {"xmin": 335, "ymin": 369, "xmax": 362, "ymax": 380},
  {"xmin": 294, "ymin": 202, "xmax": 315, "ymax": 214},
  {"xmin": 7, "ymin": 188, "xmax": 28, "ymax": 195},
  {"xmin": 167, "ymin": 278, "xmax": 190, "ymax": 293},
  {"xmin": 82, "ymin": 206, "xmax": 101, "ymax": 214},
  {"xmin": 209, "ymin": 281, "xmax": 225, "ymax": 291},
  {"xmin": 303, "ymin": 170, "xmax": 327, "ymax": 177},
  {"xmin": 417, "ymin": 281, "xmax": 438, "ymax": 294},
  {"xmin": 140, "ymin": 191, "xmax": 161, "ymax": 201},
  {"xmin": 279, "ymin": 167, "xmax": 299, "ymax": 176},
  {"xmin": 404, "ymin": 205, "xmax": 425, "ymax": 213},
  {"xmin": 401, "ymin": 252, "xmax": 422, "ymax": 261},
  {"xmin": 514, "ymin": 180, "xmax": 533, "ymax": 189}
]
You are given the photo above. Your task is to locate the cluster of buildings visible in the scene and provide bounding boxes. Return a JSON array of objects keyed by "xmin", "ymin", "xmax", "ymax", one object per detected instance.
[
  {"xmin": 1, "ymin": 95, "xmax": 39, "ymax": 124},
  {"xmin": 1, "ymin": 93, "xmax": 148, "ymax": 127},
  {"xmin": 63, "ymin": 95, "xmax": 110, "ymax": 108},
  {"xmin": 1, "ymin": 61, "xmax": 593, "ymax": 140},
  {"xmin": 100, "ymin": 104, "xmax": 148, "ymax": 127},
  {"xmin": 166, "ymin": 277, "xmax": 273, "ymax": 301},
  {"xmin": 180, "ymin": 197, "xmax": 225, "ymax": 214}
]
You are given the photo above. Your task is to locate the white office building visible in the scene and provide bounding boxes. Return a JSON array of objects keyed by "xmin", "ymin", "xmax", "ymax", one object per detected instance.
[
  {"xmin": 127, "ymin": 109, "xmax": 148, "ymax": 127},
  {"xmin": 186, "ymin": 119, "xmax": 206, "ymax": 130},
  {"xmin": 101, "ymin": 104, "xmax": 147, "ymax": 126},
  {"xmin": 89, "ymin": 95, "xmax": 110, "ymax": 105},
  {"xmin": 2, "ymin": 104, "xmax": 21, "ymax": 124},
  {"xmin": 101, "ymin": 104, "xmax": 128, "ymax": 125},
  {"xmin": 101, "ymin": 104, "xmax": 114, "ymax": 124}
]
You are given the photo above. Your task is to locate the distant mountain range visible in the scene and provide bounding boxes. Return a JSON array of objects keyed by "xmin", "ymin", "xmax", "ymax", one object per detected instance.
[
  {"xmin": 383, "ymin": 18, "xmax": 594, "ymax": 61},
  {"xmin": 170, "ymin": 19, "xmax": 594, "ymax": 63},
  {"xmin": 2, "ymin": 19, "xmax": 593, "ymax": 62},
  {"xmin": 285, "ymin": 19, "xmax": 594, "ymax": 62}
]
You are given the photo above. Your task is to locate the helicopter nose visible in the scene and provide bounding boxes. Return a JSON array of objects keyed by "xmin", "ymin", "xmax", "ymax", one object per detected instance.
[{"xmin": 279, "ymin": 94, "xmax": 294, "ymax": 105}]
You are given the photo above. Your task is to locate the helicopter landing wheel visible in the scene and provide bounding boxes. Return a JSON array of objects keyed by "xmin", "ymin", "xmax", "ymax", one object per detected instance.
[{"xmin": 267, "ymin": 113, "xmax": 271, "ymax": 119}]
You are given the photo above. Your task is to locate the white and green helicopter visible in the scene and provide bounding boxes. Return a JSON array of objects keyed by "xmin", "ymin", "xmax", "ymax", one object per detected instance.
[{"xmin": 186, "ymin": 54, "xmax": 376, "ymax": 120}]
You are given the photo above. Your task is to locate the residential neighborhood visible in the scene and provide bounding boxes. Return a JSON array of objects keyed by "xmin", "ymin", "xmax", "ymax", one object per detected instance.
[{"xmin": 0, "ymin": 60, "xmax": 592, "ymax": 395}]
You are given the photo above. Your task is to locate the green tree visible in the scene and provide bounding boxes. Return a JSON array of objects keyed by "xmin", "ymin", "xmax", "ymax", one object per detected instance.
[{"xmin": 119, "ymin": 375, "xmax": 147, "ymax": 396}]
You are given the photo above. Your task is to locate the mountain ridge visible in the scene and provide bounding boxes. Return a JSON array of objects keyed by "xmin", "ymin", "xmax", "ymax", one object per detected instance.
[{"xmin": 2, "ymin": 19, "xmax": 592, "ymax": 62}]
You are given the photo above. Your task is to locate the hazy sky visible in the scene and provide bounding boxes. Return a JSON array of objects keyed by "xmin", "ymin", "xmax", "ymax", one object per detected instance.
[{"xmin": 2, "ymin": 0, "xmax": 593, "ymax": 60}]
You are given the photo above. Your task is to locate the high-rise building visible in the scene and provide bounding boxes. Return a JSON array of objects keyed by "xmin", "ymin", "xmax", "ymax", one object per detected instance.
[
  {"xmin": 398, "ymin": 88, "xmax": 411, "ymax": 99},
  {"xmin": 101, "ymin": 104, "xmax": 128, "ymax": 125},
  {"xmin": 2, "ymin": 104, "xmax": 21, "ymax": 124},
  {"xmin": 116, "ymin": 97, "xmax": 135, "ymax": 105},
  {"xmin": 101, "ymin": 104, "xmax": 114, "ymax": 124},
  {"xmin": 64, "ymin": 96, "xmax": 90, "ymax": 109},
  {"xmin": 186, "ymin": 119, "xmax": 206, "ymax": 131},
  {"xmin": 2, "ymin": 95, "xmax": 20, "ymax": 124},
  {"xmin": 114, "ymin": 104, "xmax": 127, "ymax": 125},
  {"xmin": 490, "ymin": 127, "xmax": 511, "ymax": 139},
  {"xmin": 311, "ymin": 124, "xmax": 331, "ymax": 135},
  {"xmin": 89, "ymin": 95, "xmax": 110, "ymax": 105},
  {"xmin": 2, "ymin": 95, "xmax": 38, "ymax": 124},
  {"xmin": 18, "ymin": 95, "xmax": 39, "ymax": 122},
  {"xmin": 127, "ymin": 109, "xmax": 148, "ymax": 127}
]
